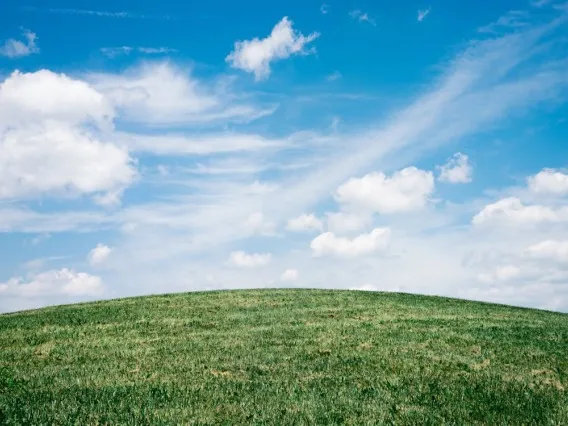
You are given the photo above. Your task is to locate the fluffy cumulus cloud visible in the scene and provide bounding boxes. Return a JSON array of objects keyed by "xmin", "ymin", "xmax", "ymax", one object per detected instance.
[
  {"xmin": 0, "ymin": 70, "xmax": 135, "ymax": 203},
  {"xmin": 0, "ymin": 29, "xmax": 39, "ymax": 58},
  {"xmin": 310, "ymin": 228, "xmax": 390, "ymax": 258},
  {"xmin": 437, "ymin": 153, "xmax": 472, "ymax": 183},
  {"xmin": 0, "ymin": 269, "xmax": 103, "ymax": 298},
  {"xmin": 524, "ymin": 240, "xmax": 568, "ymax": 263},
  {"xmin": 527, "ymin": 169, "xmax": 568, "ymax": 195},
  {"xmin": 228, "ymin": 251, "xmax": 272, "ymax": 268},
  {"xmin": 326, "ymin": 212, "xmax": 373, "ymax": 233},
  {"xmin": 335, "ymin": 167, "xmax": 435, "ymax": 214},
  {"xmin": 0, "ymin": 125, "xmax": 134, "ymax": 202},
  {"xmin": 88, "ymin": 244, "xmax": 113, "ymax": 266},
  {"xmin": 472, "ymin": 197, "xmax": 568, "ymax": 226},
  {"xmin": 281, "ymin": 269, "xmax": 299, "ymax": 282},
  {"xmin": 0, "ymin": 70, "xmax": 113, "ymax": 127},
  {"xmin": 287, "ymin": 213, "xmax": 323, "ymax": 232},
  {"xmin": 226, "ymin": 17, "xmax": 319, "ymax": 80}
]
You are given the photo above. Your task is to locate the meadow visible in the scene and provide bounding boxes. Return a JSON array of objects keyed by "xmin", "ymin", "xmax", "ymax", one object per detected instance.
[{"xmin": 1, "ymin": 289, "xmax": 567, "ymax": 425}]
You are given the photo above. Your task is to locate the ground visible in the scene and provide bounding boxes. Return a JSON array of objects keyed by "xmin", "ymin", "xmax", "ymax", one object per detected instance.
[{"xmin": 0, "ymin": 289, "xmax": 567, "ymax": 424}]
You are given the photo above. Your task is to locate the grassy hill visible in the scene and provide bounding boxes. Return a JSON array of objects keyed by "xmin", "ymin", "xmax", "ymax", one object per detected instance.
[{"xmin": 0, "ymin": 289, "xmax": 566, "ymax": 425}]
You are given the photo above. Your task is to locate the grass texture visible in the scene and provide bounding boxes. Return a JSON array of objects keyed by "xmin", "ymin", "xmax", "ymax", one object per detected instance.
[{"xmin": 1, "ymin": 289, "xmax": 567, "ymax": 425}]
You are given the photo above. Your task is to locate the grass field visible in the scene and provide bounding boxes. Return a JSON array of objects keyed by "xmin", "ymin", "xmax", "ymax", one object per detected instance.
[{"xmin": 0, "ymin": 289, "xmax": 567, "ymax": 425}]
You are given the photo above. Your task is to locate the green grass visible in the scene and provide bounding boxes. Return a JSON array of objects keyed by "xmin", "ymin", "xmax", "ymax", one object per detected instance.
[{"xmin": 1, "ymin": 289, "xmax": 567, "ymax": 425}]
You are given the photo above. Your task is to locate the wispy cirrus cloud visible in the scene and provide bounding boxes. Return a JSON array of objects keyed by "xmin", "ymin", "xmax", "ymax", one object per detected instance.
[
  {"xmin": 100, "ymin": 46, "xmax": 179, "ymax": 58},
  {"xmin": 87, "ymin": 62, "xmax": 276, "ymax": 126},
  {"xmin": 22, "ymin": 6, "xmax": 172, "ymax": 20},
  {"xmin": 417, "ymin": 7, "xmax": 431, "ymax": 22},
  {"xmin": 326, "ymin": 71, "xmax": 342, "ymax": 81},
  {"xmin": 478, "ymin": 10, "xmax": 530, "ymax": 33},
  {"xmin": 349, "ymin": 10, "xmax": 377, "ymax": 26},
  {"xmin": 531, "ymin": 0, "xmax": 553, "ymax": 7},
  {"xmin": 0, "ymin": 28, "xmax": 39, "ymax": 58}
]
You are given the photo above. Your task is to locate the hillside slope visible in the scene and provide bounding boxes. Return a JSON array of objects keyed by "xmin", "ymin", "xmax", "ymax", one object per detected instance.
[{"xmin": 1, "ymin": 289, "xmax": 567, "ymax": 425}]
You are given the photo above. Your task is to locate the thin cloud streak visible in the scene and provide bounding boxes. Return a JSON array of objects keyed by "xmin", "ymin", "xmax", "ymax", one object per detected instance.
[
  {"xmin": 22, "ymin": 6, "xmax": 171, "ymax": 19},
  {"xmin": 100, "ymin": 46, "xmax": 179, "ymax": 58},
  {"xmin": 22, "ymin": 7, "xmax": 224, "ymax": 20},
  {"xmin": 418, "ymin": 8, "xmax": 431, "ymax": 22}
]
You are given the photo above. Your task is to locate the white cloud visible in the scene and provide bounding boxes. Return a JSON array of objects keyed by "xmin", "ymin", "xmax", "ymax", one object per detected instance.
[
  {"xmin": 351, "ymin": 283, "xmax": 401, "ymax": 292},
  {"xmin": 320, "ymin": 4, "xmax": 329, "ymax": 14},
  {"xmin": 0, "ymin": 69, "xmax": 113, "ymax": 127},
  {"xmin": 478, "ymin": 10, "xmax": 529, "ymax": 34},
  {"xmin": 477, "ymin": 265, "xmax": 522, "ymax": 283},
  {"xmin": 0, "ymin": 123, "xmax": 135, "ymax": 201},
  {"xmin": 472, "ymin": 197, "xmax": 568, "ymax": 226},
  {"xmin": 247, "ymin": 181, "xmax": 279, "ymax": 195},
  {"xmin": 89, "ymin": 62, "xmax": 273, "ymax": 126},
  {"xmin": 349, "ymin": 10, "xmax": 377, "ymax": 26},
  {"xmin": 417, "ymin": 8, "xmax": 431, "ymax": 22},
  {"xmin": 281, "ymin": 269, "xmax": 298, "ymax": 282},
  {"xmin": 31, "ymin": 233, "xmax": 51, "ymax": 246},
  {"xmin": 335, "ymin": 167, "xmax": 435, "ymax": 214},
  {"xmin": 0, "ymin": 70, "xmax": 135, "ymax": 202},
  {"xmin": 310, "ymin": 228, "xmax": 390, "ymax": 258},
  {"xmin": 0, "ymin": 208, "xmax": 110, "ymax": 233},
  {"xmin": 326, "ymin": 212, "xmax": 373, "ymax": 234},
  {"xmin": 527, "ymin": 168, "xmax": 568, "ymax": 195},
  {"xmin": 93, "ymin": 189, "xmax": 125, "ymax": 207},
  {"xmin": 437, "ymin": 152, "xmax": 472, "ymax": 183},
  {"xmin": 531, "ymin": 0, "xmax": 552, "ymax": 8},
  {"xmin": 0, "ymin": 29, "xmax": 39, "ymax": 58},
  {"xmin": 188, "ymin": 157, "xmax": 266, "ymax": 175},
  {"xmin": 88, "ymin": 244, "xmax": 113, "ymax": 266},
  {"xmin": 228, "ymin": 251, "xmax": 272, "ymax": 268},
  {"xmin": 244, "ymin": 212, "xmax": 275, "ymax": 235},
  {"xmin": 118, "ymin": 131, "xmax": 285, "ymax": 155},
  {"xmin": 226, "ymin": 17, "xmax": 319, "ymax": 81},
  {"xmin": 100, "ymin": 46, "xmax": 178, "ymax": 58},
  {"xmin": 138, "ymin": 47, "xmax": 177, "ymax": 54},
  {"xmin": 23, "ymin": 258, "xmax": 47, "ymax": 271},
  {"xmin": 287, "ymin": 213, "xmax": 323, "ymax": 232},
  {"xmin": 469, "ymin": 233, "xmax": 568, "ymax": 309},
  {"xmin": 0, "ymin": 269, "xmax": 103, "ymax": 298},
  {"xmin": 327, "ymin": 71, "xmax": 342, "ymax": 81},
  {"xmin": 28, "ymin": 7, "xmax": 169, "ymax": 19},
  {"xmin": 100, "ymin": 46, "xmax": 133, "ymax": 57},
  {"xmin": 331, "ymin": 116, "xmax": 340, "ymax": 132},
  {"xmin": 524, "ymin": 240, "xmax": 568, "ymax": 263}
]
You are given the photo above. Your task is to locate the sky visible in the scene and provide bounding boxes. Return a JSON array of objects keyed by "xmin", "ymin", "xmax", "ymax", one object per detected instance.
[{"xmin": 1, "ymin": 0, "xmax": 568, "ymax": 313}]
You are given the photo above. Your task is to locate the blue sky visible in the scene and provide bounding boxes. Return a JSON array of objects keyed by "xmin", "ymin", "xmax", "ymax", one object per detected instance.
[{"xmin": 1, "ymin": 0, "xmax": 568, "ymax": 313}]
